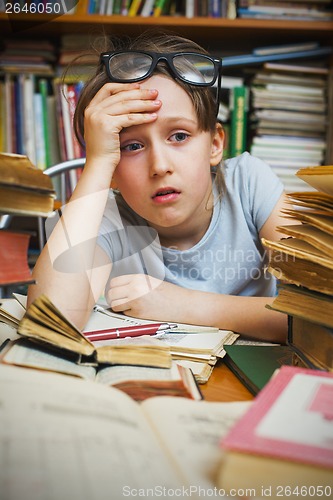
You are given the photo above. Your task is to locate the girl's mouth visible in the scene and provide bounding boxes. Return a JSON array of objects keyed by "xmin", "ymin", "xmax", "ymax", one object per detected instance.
[{"xmin": 152, "ymin": 188, "xmax": 181, "ymax": 204}]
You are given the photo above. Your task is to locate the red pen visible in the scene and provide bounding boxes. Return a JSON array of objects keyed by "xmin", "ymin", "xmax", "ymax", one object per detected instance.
[{"xmin": 83, "ymin": 323, "xmax": 178, "ymax": 342}]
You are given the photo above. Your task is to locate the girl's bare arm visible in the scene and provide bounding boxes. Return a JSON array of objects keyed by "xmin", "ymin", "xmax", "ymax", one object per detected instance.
[{"xmin": 28, "ymin": 83, "xmax": 160, "ymax": 329}]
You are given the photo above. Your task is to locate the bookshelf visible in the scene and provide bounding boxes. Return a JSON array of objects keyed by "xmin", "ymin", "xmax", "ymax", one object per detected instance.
[
  {"xmin": 0, "ymin": 12, "xmax": 333, "ymax": 164},
  {"xmin": 1, "ymin": 14, "xmax": 333, "ymax": 44}
]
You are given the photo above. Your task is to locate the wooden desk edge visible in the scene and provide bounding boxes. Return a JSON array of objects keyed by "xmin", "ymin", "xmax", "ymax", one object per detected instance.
[{"xmin": 200, "ymin": 360, "xmax": 254, "ymax": 402}]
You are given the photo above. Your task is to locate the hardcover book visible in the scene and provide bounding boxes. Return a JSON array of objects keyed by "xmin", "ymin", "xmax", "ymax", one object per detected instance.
[
  {"xmin": 0, "ymin": 152, "xmax": 55, "ymax": 216},
  {"xmin": 218, "ymin": 366, "xmax": 333, "ymax": 492}
]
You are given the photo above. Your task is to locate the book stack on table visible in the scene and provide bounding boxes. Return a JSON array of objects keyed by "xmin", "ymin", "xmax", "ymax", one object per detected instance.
[
  {"xmin": 0, "ymin": 153, "xmax": 56, "ymax": 290},
  {"xmin": 0, "ymin": 293, "xmax": 237, "ymax": 400},
  {"xmin": 263, "ymin": 165, "xmax": 333, "ymax": 372}
]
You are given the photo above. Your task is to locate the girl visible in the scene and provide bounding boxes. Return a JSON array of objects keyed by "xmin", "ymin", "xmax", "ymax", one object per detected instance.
[{"xmin": 28, "ymin": 31, "xmax": 289, "ymax": 342}]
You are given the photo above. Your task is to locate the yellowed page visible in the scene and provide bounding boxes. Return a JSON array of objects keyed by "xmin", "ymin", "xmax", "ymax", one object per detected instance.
[
  {"xmin": 158, "ymin": 330, "xmax": 235, "ymax": 355},
  {"xmin": 0, "ymin": 364, "xmax": 185, "ymax": 500},
  {"xmin": 296, "ymin": 168, "xmax": 333, "ymax": 195},
  {"xmin": 142, "ymin": 396, "xmax": 251, "ymax": 489},
  {"xmin": 1, "ymin": 340, "xmax": 96, "ymax": 379}
]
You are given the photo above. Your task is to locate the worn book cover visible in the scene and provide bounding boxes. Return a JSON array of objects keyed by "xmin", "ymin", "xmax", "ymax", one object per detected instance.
[
  {"xmin": 218, "ymin": 366, "xmax": 333, "ymax": 492},
  {"xmin": 17, "ymin": 294, "xmax": 171, "ymax": 369},
  {"xmin": 223, "ymin": 344, "xmax": 293, "ymax": 395}
]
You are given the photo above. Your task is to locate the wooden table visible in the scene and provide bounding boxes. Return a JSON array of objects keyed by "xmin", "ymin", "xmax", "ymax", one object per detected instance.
[{"xmin": 200, "ymin": 360, "xmax": 253, "ymax": 402}]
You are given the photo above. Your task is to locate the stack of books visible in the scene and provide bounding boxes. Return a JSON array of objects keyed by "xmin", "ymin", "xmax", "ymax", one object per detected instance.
[
  {"xmin": 262, "ymin": 164, "xmax": 333, "ymax": 372},
  {"xmin": 0, "ymin": 38, "xmax": 55, "ymax": 76},
  {"xmin": 249, "ymin": 56, "xmax": 329, "ymax": 192},
  {"xmin": 237, "ymin": 0, "xmax": 333, "ymax": 21},
  {"xmin": 0, "ymin": 153, "xmax": 55, "ymax": 290},
  {"xmin": 0, "ymin": 292, "xmax": 237, "ymax": 394}
]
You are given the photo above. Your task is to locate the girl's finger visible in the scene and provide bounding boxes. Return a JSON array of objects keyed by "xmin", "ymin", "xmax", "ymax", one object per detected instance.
[{"xmin": 87, "ymin": 82, "xmax": 141, "ymax": 107}]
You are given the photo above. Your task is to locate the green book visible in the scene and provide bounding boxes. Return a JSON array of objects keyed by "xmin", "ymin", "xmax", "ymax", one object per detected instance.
[
  {"xmin": 224, "ymin": 344, "xmax": 294, "ymax": 395},
  {"xmin": 229, "ymin": 86, "xmax": 249, "ymax": 157}
]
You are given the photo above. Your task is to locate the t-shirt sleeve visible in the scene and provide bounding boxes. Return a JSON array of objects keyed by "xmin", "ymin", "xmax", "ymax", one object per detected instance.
[{"xmin": 241, "ymin": 152, "xmax": 284, "ymax": 231}]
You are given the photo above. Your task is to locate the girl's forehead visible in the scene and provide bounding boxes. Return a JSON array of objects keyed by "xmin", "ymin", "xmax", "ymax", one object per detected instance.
[{"xmin": 141, "ymin": 74, "xmax": 194, "ymax": 110}]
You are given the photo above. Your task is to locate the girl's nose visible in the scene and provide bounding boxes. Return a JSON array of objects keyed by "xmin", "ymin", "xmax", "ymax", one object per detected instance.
[{"xmin": 148, "ymin": 145, "xmax": 174, "ymax": 177}]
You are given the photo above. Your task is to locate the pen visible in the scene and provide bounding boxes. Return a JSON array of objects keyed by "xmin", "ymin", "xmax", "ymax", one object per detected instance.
[{"xmin": 83, "ymin": 323, "xmax": 178, "ymax": 342}]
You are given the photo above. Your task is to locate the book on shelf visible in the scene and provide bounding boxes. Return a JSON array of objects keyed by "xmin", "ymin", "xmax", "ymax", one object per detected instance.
[
  {"xmin": 0, "ymin": 230, "xmax": 34, "ymax": 287},
  {"xmin": 0, "ymin": 153, "xmax": 55, "ymax": 217},
  {"xmin": 218, "ymin": 366, "xmax": 333, "ymax": 493},
  {"xmin": 249, "ymin": 57, "xmax": 329, "ymax": 191},
  {"xmin": 0, "ymin": 338, "xmax": 202, "ymax": 401},
  {"xmin": 229, "ymin": 86, "xmax": 249, "ymax": 157},
  {"xmin": 0, "ymin": 364, "xmax": 251, "ymax": 497},
  {"xmin": 17, "ymin": 294, "xmax": 172, "ymax": 369},
  {"xmin": 222, "ymin": 45, "xmax": 332, "ymax": 68},
  {"xmin": 237, "ymin": 3, "xmax": 333, "ymax": 21},
  {"xmin": 140, "ymin": 0, "xmax": 155, "ymax": 16},
  {"xmin": 223, "ymin": 344, "xmax": 294, "ymax": 395},
  {"xmin": 252, "ymin": 41, "xmax": 321, "ymax": 57},
  {"xmin": 263, "ymin": 61, "xmax": 330, "ymax": 76}
]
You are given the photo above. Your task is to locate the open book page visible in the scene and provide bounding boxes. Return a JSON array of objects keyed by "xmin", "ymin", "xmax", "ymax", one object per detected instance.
[
  {"xmin": 0, "ymin": 296, "xmax": 26, "ymax": 327},
  {"xmin": 0, "ymin": 339, "xmax": 97, "ymax": 379},
  {"xmin": 5, "ymin": 294, "xmax": 233, "ymax": 339},
  {"xmin": 0, "ymin": 364, "xmax": 187, "ymax": 500},
  {"xmin": 175, "ymin": 359, "xmax": 215, "ymax": 383},
  {"xmin": 96, "ymin": 361, "xmax": 182, "ymax": 385},
  {"xmin": 84, "ymin": 306, "xmax": 223, "ymax": 335},
  {"xmin": 157, "ymin": 330, "xmax": 237, "ymax": 355},
  {"xmin": 0, "ymin": 364, "xmax": 251, "ymax": 500},
  {"xmin": 141, "ymin": 397, "xmax": 252, "ymax": 488},
  {"xmin": 296, "ymin": 166, "xmax": 333, "ymax": 195}
]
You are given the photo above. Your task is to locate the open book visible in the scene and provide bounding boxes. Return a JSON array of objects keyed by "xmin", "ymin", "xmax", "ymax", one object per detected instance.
[
  {"xmin": 0, "ymin": 364, "xmax": 250, "ymax": 500},
  {"xmin": 1, "ymin": 293, "xmax": 237, "ymax": 381},
  {"xmin": 0, "ymin": 339, "xmax": 202, "ymax": 401},
  {"xmin": 17, "ymin": 295, "xmax": 171, "ymax": 369}
]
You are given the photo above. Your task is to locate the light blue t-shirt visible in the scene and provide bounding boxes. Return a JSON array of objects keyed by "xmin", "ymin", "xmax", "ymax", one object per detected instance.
[{"xmin": 97, "ymin": 152, "xmax": 284, "ymax": 297}]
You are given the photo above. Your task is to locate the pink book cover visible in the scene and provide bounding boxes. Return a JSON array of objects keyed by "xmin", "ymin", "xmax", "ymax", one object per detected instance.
[{"xmin": 222, "ymin": 366, "xmax": 333, "ymax": 469}]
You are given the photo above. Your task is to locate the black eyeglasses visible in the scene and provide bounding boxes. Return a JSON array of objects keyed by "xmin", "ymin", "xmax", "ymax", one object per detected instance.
[{"xmin": 100, "ymin": 50, "xmax": 222, "ymax": 115}]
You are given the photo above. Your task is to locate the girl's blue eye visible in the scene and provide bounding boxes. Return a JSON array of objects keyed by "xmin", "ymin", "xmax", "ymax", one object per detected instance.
[
  {"xmin": 121, "ymin": 143, "xmax": 142, "ymax": 152},
  {"xmin": 171, "ymin": 132, "xmax": 189, "ymax": 142}
]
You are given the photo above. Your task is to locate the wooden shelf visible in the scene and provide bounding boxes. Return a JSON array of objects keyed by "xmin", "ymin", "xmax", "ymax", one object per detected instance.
[{"xmin": 1, "ymin": 14, "xmax": 333, "ymax": 49}]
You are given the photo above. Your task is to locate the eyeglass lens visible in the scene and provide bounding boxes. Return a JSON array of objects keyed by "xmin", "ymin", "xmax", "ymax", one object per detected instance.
[
  {"xmin": 108, "ymin": 52, "xmax": 216, "ymax": 85},
  {"xmin": 173, "ymin": 54, "xmax": 215, "ymax": 84}
]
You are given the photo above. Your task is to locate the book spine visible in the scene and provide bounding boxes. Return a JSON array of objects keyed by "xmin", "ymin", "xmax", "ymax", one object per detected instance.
[
  {"xmin": 154, "ymin": 0, "xmax": 167, "ymax": 16},
  {"xmin": 128, "ymin": 0, "xmax": 142, "ymax": 15},
  {"xmin": 229, "ymin": 86, "xmax": 249, "ymax": 157},
  {"xmin": 39, "ymin": 78, "xmax": 51, "ymax": 168},
  {"xmin": 23, "ymin": 74, "xmax": 37, "ymax": 165},
  {"xmin": 140, "ymin": 0, "xmax": 154, "ymax": 16},
  {"xmin": 14, "ymin": 75, "xmax": 24, "ymax": 155},
  {"xmin": 33, "ymin": 92, "xmax": 47, "ymax": 170}
]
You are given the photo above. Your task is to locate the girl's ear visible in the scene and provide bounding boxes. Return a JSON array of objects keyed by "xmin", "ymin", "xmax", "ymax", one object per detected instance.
[{"xmin": 210, "ymin": 123, "xmax": 224, "ymax": 167}]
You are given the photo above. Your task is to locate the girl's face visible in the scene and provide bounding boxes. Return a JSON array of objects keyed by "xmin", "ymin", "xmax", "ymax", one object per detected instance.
[{"xmin": 113, "ymin": 75, "xmax": 224, "ymax": 247}]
